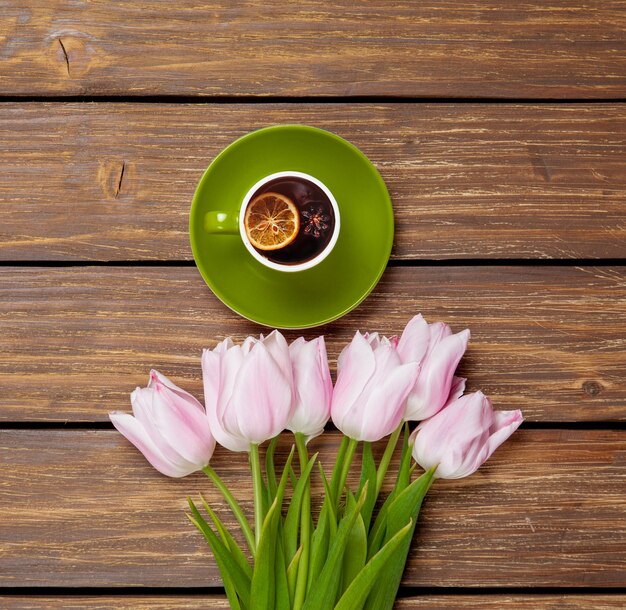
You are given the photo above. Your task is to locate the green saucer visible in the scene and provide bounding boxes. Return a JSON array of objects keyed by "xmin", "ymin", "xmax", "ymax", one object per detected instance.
[{"xmin": 189, "ymin": 125, "xmax": 393, "ymax": 329}]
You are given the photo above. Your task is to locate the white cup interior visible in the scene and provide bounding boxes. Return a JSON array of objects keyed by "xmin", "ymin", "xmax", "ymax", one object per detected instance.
[{"xmin": 239, "ymin": 171, "xmax": 340, "ymax": 272}]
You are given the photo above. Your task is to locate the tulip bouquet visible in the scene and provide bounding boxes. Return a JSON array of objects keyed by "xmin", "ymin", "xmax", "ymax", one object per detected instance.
[{"xmin": 110, "ymin": 315, "xmax": 523, "ymax": 610}]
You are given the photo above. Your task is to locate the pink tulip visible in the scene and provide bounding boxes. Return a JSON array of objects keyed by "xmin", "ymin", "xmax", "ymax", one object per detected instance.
[
  {"xmin": 109, "ymin": 370, "xmax": 215, "ymax": 478},
  {"xmin": 397, "ymin": 314, "xmax": 470, "ymax": 421},
  {"xmin": 287, "ymin": 336, "xmax": 333, "ymax": 439},
  {"xmin": 445, "ymin": 375, "xmax": 467, "ymax": 406},
  {"xmin": 411, "ymin": 391, "xmax": 523, "ymax": 479},
  {"xmin": 202, "ymin": 331, "xmax": 295, "ymax": 452},
  {"xmin": 331, "ymin": 331, "xmax": 420, "ymax": 442}
]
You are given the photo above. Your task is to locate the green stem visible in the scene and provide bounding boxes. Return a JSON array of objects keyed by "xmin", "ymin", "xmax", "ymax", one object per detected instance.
[
  {"xmin": 330, "ymin": 435, "xmax": 349, "ymax": 505},
  {"xmin": 202, "ymin": 464, "xmax": 256, "ymax": 555},
  {"xmin": 375, "ymin": 423, "xmax": 403, "ymax": 497},
  {"xmin": 249, "ymin": 443, "xmax": 265, "ymax": 549},
  {"xmin": 335, "ymin": 437, "xmax": 359, "ymax": 510},
  {"xmin": 294, "ymin": 433, "xmax": 311, "ymax": 610}
]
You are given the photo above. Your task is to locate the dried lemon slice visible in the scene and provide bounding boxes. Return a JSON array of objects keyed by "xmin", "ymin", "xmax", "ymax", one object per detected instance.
[{"xmin": 244, "ymin": 192, "xmax": 300, "ymax": 251}]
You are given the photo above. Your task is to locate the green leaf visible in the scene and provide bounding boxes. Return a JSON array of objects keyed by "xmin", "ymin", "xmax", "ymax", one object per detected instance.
[
  {"xmin": 307, "ymin": 461, "xmax": 341, "ymax": 596},
  {"xmin": 329, "ymin": 435, "xmax": 349, "ymax": 506},
  {"xmin": 302, "ymin": 483, "xmax": 368, "ymax": 610},
  {"xmin": 334, "ymin": 438, "xmax": 359, "ymax": 514},
  {"xmin": 250, "ymin": 498, "xmax": 278, "ymax": 609},
  {"xmin": 364, "ymin": 467, "xmax": 436, "ymax": 610},
  {"xmin": 219, "ymin": 565, "xmax": 242, "ymax": 610},
  {"xmin": 250, "ymin": 447, "xmax": 295, "ymax": 610},
  {"xmin": 187, "ymin": 499, "xmax": 251, "ymax": 610},
  {"xmin": 276, "ymin": 445, "xmax": 296, "ymax": 507},
  {"xmin": 283, "ymin": 452, "xmax": 318, "ymax": 563},
  {"xmin": 367, "ymin": 425, "xmax": 414, "ymax": 558},
  {"xmin": 358, "ymin": 442, "xmax": 377, "ymax": 530},
  {"xmin": 200, "ymin": 493, "xmax": 252, "ymax": 580},
  {"xmin": 307, "ymin": 502, "xmax": 329, "ymax": 596},
  {"xmin": 374, "ymin": 424, "xmax": 403, "ymax": 499},
  {"xmin": 318, "ymin": 462, "xmax": 338, "ymax": 538},
  {"xmin": 274, "ymin": 528, "xmax": 291, "ymax": 610},
  {"xmin": 287, "ymin": 545, "xmax": 303, "ymax": 606},
  {"xmin": 385, "ymin": 467, "xmax": 435, "ymax": 541},
  {"xmin": 395, "ymin": 423, "xmax": 414, "ymax": 493},
  {"xmin": 335, "ymin": 519, "xmax": 413, "ymax": 610},
  {"xmin": 294, "ymin": 433, "xmax": 314, "ymax": 610},
  {"xmin": 340, "ymin": 492, "xmax": 367, "ymax": 596},
  {"xmin": 289, "ymin": 463, "xmax": 298, "ymax": 489},
  {"xmin": 363, "ymin": 520, "xmax": 416, "ymax": 610},
  {"xmin": 265, "ymin": 435, "xmax": 280, "ymax": 503},
  {"xmin": 366, "ymin": 492, "xmax": 393, "ymax": 559},
  {"xmin": 202, "ymin": 464, "xmax": 256, "ymax": 555}
]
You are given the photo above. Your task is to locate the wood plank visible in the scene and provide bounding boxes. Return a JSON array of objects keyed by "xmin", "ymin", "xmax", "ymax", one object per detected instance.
[
  {"xmin": 0, "ymin": 599, "xmax": 230, "ymax": 610},
  {"xmin": 0, "ymin": 429, "xmax": 624, "ymax": 587},
  {"xmin": 1, "ymin": 265, "xmax": 624, "ymax": 422},
  {"xmin": 398, "ymin": 599, "xmax": 626, "ymax": 609},
  {"xmin": 395, "ymin": 598, "xmax": 626, "ymax": 609},
  {"xmin": 1, "ymin": 103, "xmax": 624, "ymax": 261},
  {"xmin": 2, "ymin": 596, "xmax": 625, "ymax": 609},
  {"xmin": 1, "ymin": 2, "xmax": 625, "ymax": 97}
]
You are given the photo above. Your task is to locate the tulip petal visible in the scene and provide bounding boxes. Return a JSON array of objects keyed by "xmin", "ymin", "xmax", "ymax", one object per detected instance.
[
  {"xmin": 288, "ymin": 336, "xmax": 306, "ymax": 360},
  {"xmin": 368, "ymin": 340, "xmax": 403, "ymax": 383},
  {"xmin": 130, "ymin": 386, "xmax": 153, "ymax": 426},
  {"xmin": 262, "ymin": 330, "xmax": 293, "ymax": 388},
  {"xmin": 405, "ymin": 328, "xmax": 470, "ymax": 421},
  {"xmin": 148, "ymin": 369, "xmax": 204, "ymax": 413},
  {"xmin": 214, "ymin": 337, "xmax": 234, "ymax": 354},
  {"xmin": 412, "ymin": 393, "xmax": 485, "ymax": 477},
  {"xmin": 444, "ymin": 392, "xmax": 491, "ymax": 442},
  {"xmin": 332, "ymin": 332, "xmax": 376, "ymax": 432},
  {"xmin": 203, "ymin": 344, "xmax": 250, "ymax": 452},
  {"xmin": 364, "ymin": 332, "xmax": 381, "ymax": 349},
  {"xmin": 131, "ymin": 387, "xmax": 215, "ymax": 468},
  {"xmin": 287, "ymin": 337, "xmax": 332, "ymax": 438},
  {"xmin": 202, "ymin": 348, "xmax": 221, "ymax": 416},
  {"xmin": 242, "ymin": 335, "xmax": 257, "ymax": 355},
  {"xmin": 109, "ymin": 411, "xmax": 197, "ymax": 477},
  {"xmin": 446, "ymin": 376, "xmax": 466, "ymax": 406},
  {"xmin": 485, "ymin": 409, "xmax": 524, "ymax": 460},
  {"xmin": 397, "ymin": 314, "xmax": 430, "ymax": 363},
  {"xmin": 412, "ymin": 392, "xmax": 522, "ymax": 479},
  {"xmin": 449, "ymin": 403, "xmax": 517, "ymax": 479},
  {"xmin": 149, "ymin": 379, "xmax": 215, "ymax": 465},
  {"xmin": 130, "ymin": 387, "xmax": 192, "ymax": 467},
  {"xmin": 360, "ymin": 361, "xmax": 420, "ymax": 441},
  {"xmin": 426, "ymin": 322, "xmax": 452, "ymax": 355},
  {"xmin": 233, "ymin": 343, "xmax": 292, "ymax": 445}
]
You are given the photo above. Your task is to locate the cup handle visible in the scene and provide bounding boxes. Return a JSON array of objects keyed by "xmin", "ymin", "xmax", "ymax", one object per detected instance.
[{"xmin": 204, "ymin": 211, "xmax": 239, "ymax": 234}]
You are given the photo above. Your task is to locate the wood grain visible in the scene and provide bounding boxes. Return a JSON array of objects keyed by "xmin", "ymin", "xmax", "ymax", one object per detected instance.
[
  {"xmin": 0, "ymin": 429, "xmax": 624, "ymax": 587},
  {"xmin": 1, "ymin": 265, "xmax": 625, "ymax": 422},
  {"xmin": 2, "ymin": 596, "xmax": 625, "ymax": 609},
  {"xmin": 2, "ymin": 0, "xmax": 624, "ymax": 604},
  {"xmin": 1, "ymin": 1, "xmax": 625, "ymax": 97},
  {"xmin": 0, "ymin": 103, "xmax": 624, "ymax": 261}
]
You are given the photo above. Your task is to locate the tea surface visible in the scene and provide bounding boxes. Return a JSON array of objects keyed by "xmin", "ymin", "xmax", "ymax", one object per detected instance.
[{"xmin": 250, "ymin": 176, "xmax": 335, "ymax": 265}]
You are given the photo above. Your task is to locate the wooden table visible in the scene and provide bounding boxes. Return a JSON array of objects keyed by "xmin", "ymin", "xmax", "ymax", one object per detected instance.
[{"xmin": 1, "ymin": 2, "xmax": 625, "ymax": 608}]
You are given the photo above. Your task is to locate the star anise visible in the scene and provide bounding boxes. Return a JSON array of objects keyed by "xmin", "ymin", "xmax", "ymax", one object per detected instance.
[{"xmin": 301, "ymin": 205, "xmax": 331, "ymax": 238}]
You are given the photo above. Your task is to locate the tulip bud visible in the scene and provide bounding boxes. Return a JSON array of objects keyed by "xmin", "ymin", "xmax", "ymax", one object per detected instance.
[
  {"xmin": 397, "ymin": 314, "xmax": 470, "ymax": 421},
  {"xmin": 411, "ymin": 391, "xmax": 523, "ymax": 479},
  {"xmin": 202, "ymin": 331, "xmax": 295, "ymax": 452},
  {"xmin": 331, "ymin": 331, "xmax": 419, "ymax": 442},
  {"xmin": 109, "ymin": 370, "xmax": 215, "ymax": 477},
  {"xmin": 287, "ymin": 336, "xmax": 332, "ymax": 440}
]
